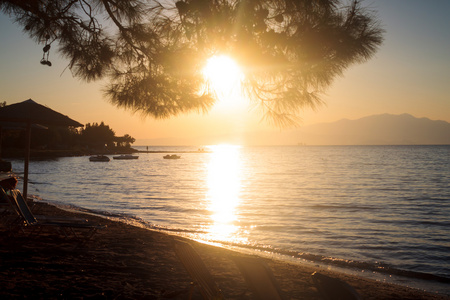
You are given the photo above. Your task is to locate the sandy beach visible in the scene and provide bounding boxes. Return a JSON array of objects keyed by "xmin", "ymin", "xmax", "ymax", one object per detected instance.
[{"xmin": 1, "ymin": 201, "xmax": 447, "ymax": 299}]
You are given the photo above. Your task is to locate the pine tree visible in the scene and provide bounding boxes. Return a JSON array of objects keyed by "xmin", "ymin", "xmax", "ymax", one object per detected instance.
[{"xmin": 0, "ymin": 0, "xmax": 383, "ymax": 126}]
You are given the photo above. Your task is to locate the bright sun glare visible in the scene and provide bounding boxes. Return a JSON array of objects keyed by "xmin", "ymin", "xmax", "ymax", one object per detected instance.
[{"xmin": 203, "ymin": 55, "xmax": 245, "ymax": 106}]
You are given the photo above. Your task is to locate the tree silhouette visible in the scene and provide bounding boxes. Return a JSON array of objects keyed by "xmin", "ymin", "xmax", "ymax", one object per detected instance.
[
  {"xmin": 0, "ymin": 0, "xmax": 383, "ymax": 126},
  {"xmin": 81, "ymin": 122, "xmax": 116, "ymax": 148},
  {"xmin": 115, "ymin": 134, "xmax": 136, "ymax": 148}
]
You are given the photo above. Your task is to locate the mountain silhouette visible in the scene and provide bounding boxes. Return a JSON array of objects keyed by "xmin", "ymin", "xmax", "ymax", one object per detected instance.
[
  {"xmin": 296, "ymin": 114, "xmax": 450, "ymax": 145},
  {"xmin": 137, "ymin": 114, "xmax": 450, "ymax": 146}
]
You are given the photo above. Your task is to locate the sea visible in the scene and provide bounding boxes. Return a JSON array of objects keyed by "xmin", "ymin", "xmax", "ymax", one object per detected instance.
[{"xmin": 8, "ymin": 145, "xmax": 450, "ymax": 296}]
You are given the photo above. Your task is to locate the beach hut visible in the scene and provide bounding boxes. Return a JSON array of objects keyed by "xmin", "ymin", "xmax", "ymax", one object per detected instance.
[{"xmin": 0, "ymin": 99, "xmax": 83, "ymax": 199}]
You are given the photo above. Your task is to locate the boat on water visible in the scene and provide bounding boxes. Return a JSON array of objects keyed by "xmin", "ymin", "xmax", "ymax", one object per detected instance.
[
  {"xmin": 163, "ymin": 154, "xmax": 181, "ymax": 159},
  {"xmin": 112, "ymin": 154, "xmax": 139, "ymax": 160},
  {"xmin": 89, "ymin": 155, "xmax": 110, "ymax": 162}
]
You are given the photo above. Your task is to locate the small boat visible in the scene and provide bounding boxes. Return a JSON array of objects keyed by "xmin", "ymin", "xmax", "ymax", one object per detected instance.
[
  {"xmin": 112, "ymin": 154, "xmax": 139, "ymax": 160},
  {"xmin": 163, "ymin": 154, "xmax": 181, "ymax": 159},
  {"xmin": 89, "ymin": 155, "xmax": 110, "ymax": 162}
]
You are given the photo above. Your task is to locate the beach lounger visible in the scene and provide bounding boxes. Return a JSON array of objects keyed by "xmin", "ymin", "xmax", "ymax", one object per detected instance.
[
  {"xmin": 0, "ymin": 187, "xmax": 82, "ymax": 223},
  {"xmin": 0, "ymin": 187, "xmax": 105, "ymax": 241},
  {"xmin": 232, "ymin": 255, "xmax": 285, "ymax": 300},
  {"xmin": 172, "ymin": 239, "xmax": 224, "ymax": 300},
  {"xmin": 311, "ymin": 272, "xmax": 361, "ymax": 300},
  {"xmin": 0, "ymin": 187, "xmax": 22, "ymax": 225}
]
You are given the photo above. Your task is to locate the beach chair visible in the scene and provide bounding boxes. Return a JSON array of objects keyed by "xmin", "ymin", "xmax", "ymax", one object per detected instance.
[
  {"xmin": 231, "ymin": 255, "xmax": 285, "ymax": 300},
  {"xmin": 172, "ymin": 239, "xmax": 224, "ymax": 300},
  {"xmin": 311, "ymin": 272, "xmax": 361, "ymax": 300},
  {"xmin": 0, "ymin": 186, "xmax": 24, "ymax": 226},
  {"xmin": 0, "ymin": 187, "xmax": 105, "ymax": 241}
]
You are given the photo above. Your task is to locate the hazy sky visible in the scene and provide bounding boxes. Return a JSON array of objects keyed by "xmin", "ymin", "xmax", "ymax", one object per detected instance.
[{"xmin": 0, "ymin": 0, "xmax": 449, "ymax": 145}]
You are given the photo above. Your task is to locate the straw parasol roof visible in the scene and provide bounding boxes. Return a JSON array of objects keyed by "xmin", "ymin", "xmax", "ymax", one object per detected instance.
[{"xmin": 0, "ymin": 99, "xmax": 83, "ymax": 127}]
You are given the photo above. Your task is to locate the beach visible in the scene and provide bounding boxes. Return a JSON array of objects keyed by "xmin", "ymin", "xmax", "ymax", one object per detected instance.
[{"xmin": 1, "ymin": 201, "xmax": 447, "ymax": 300}]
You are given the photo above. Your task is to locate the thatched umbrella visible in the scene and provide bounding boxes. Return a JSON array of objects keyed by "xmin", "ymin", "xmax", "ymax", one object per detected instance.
[{"xmin": 0, "ymin": 99, "xmax": 83, "ymax": 199}]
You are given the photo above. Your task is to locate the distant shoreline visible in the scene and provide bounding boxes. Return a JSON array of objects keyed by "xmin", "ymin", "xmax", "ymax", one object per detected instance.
[
  {"xmin": 1, "ymin": 148, "xmax": 137, "ymax": 159},
  {"xmin": 137, "ymin": 150, "xmax": 211, "ymax": 154},
  {"xmin": 0, "ymin": 147, "xmax": 214, "ymax": 159}
]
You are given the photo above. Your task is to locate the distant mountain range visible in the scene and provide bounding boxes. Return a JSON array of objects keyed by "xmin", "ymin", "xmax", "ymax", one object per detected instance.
[
  {"xmin": 293, "ymin": 114, "xmax": 450, "ymax": 145},
  {"xmin": 137, "ymin": 114, "xmax": 450, "ymax": 146}
]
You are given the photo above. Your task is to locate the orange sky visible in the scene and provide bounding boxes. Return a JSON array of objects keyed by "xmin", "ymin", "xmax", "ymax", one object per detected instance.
[{"xmin": 0, "ymin": 1, "xmax": 449, "ymax": 145}]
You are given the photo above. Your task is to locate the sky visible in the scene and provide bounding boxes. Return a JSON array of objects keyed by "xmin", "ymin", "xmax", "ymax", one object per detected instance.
[{"xmin": 0, "ymin": 0, "xmax": 449, "ymax": 145}]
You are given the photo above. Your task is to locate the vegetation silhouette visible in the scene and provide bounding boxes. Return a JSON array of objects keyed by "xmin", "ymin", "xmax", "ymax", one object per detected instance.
[
  {"xmin": 0, "ymin": 0, "xmax": 384, "ymax": 126},
  {"xmin": 1, "ymin": 121, "xmax": 135, "ymax": 155}
]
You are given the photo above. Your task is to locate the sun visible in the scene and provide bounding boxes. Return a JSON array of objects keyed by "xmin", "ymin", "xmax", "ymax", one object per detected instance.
[{"xmin": 202, "ymin": 55, "xmax": 245, "ymax": 106}]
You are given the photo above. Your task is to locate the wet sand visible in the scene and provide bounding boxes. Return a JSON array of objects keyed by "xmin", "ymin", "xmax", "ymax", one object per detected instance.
[{"xmin": 0, "ymin": 201, "xmax": 447, "ymax": 299}]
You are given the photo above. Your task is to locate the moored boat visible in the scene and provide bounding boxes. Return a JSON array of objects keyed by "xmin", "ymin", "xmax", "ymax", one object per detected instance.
[
  {"xmin": 163, "ymin": 154, "xmax": 181, "ymax": 159},
  {"xmin": 89, "ymin": 155, "xmax": 110, "ymax": 162},
  {"xmin": 112, "ymin": 154, "xmax": 139, "ymax": 160}
]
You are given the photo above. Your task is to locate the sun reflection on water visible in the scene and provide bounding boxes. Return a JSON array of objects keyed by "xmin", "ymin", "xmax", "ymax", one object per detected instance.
[{"xmin": 205, "ymin": 144, "xmax": 243, "ymax": 242}]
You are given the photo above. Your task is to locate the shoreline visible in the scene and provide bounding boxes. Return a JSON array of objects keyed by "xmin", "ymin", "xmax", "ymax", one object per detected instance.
[
  {"xmin": 0, "ymin": 148, "xmax": 209, "ymax": 161},
  {"xmin": 1, "ymin": 147, "xmax": 139, "ymax": 159},
  {"xmin": 49, "ymin": 200, "xmax": 450, "ymax": 295},
  {"xmin": 1, "ymin": 201, "xmax": 448, "ymax": 299}
]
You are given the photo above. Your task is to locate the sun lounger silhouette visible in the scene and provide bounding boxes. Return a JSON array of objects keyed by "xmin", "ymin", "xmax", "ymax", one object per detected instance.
[
  {"xmin": 172, "ymin": 239, "xmax": 224, "ymax": 300},
  {"xmin": 232, "ymin": 255, "xmax": 286, "ymax": 300},
  {"xmin": 0, "ymin": 187, "xmax": 105, "ymax": 241}
]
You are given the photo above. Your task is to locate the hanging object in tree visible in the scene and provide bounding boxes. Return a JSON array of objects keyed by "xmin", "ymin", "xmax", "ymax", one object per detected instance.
[{"xmin": 40, "ymin": 34, "xmax": 52, "ymax": 66}]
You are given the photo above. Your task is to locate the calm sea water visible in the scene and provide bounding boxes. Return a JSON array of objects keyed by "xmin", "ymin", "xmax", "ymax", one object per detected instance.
[{"xmin": 9, "ymin": 145, "xmax": 450, "ymax": 295}]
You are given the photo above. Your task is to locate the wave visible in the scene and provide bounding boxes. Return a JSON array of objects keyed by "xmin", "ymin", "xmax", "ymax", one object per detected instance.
[
  {"xmin": 43, "ymin": 199, "xmax": 208, "ymax": 234},
  {"xmin": 308, "ymin": 204, "xmax": 378, "ymax": 211}
]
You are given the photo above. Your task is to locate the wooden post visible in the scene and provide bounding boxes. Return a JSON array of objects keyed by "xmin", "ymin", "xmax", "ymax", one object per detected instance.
[{"xmin": 23, "ymin": 122, "xmax": 31, "ymax": 200}]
